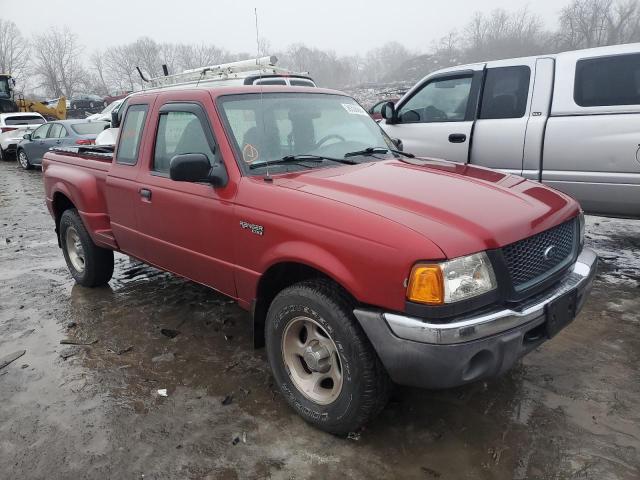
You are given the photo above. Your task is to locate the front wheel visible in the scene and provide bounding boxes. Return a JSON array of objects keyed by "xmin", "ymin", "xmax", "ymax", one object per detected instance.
[
  {"xmin": 60, "ymin": 209, "xmax": 114, "ymax": 287},
  {"xmin": 265, "ymin": 279, "xmax": 391, "ymax": 436},
  {"xmin": 17, "ymin": 150, "xmax": 32, "ymax": 170}
]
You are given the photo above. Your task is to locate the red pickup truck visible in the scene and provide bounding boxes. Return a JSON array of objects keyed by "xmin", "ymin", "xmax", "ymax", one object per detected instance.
[{"xmin": 43, "ymin": 86, "xmax": 597, "ymax": 436}]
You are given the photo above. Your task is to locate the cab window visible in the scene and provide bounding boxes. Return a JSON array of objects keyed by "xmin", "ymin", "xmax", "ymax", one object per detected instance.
[
  {"xmin": 574, "ymin": 53, "xmax": 640, "ymax": 107},
  {"xmin": 116, "ymin": 104, "xmax": 148, "ymax": 165},
  {"xmin": 153, "ymin": 111, "xmax": 216, "ymax": 174},
  {"xmin": 397, "ymin": 76, "xmax": 473, "ymax": 123}
]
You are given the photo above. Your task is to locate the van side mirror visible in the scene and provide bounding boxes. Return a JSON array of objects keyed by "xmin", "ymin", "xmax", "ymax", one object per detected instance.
[
  {"xmin": 23, "ymin": 133, "xmax": 31, "ymax": 141},
  {"xmin": 111, "ymin": 110, "xmax": 120, "ymax": 128},
  {"xmin": 381, "ymin": 101, "xmax": 397, "ymax": 123},
  {"xmin": 169, "ymin": 153, "xmax": 228, "ymax": 188},
  {"xmin": 391, "ymin": 138, "xmax": 403, "ymax": 151}
]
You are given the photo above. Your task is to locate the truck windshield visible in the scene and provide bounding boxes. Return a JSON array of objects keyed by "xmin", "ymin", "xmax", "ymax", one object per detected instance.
[{"xmin": 218, "ymin": 93, "xmax": 395, "ymax": 173}]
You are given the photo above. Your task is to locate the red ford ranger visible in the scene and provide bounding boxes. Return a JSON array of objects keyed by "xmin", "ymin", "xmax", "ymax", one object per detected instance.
[{"xmin": 43, "ymin": 86, "xmax": 597, "ymax": 436}]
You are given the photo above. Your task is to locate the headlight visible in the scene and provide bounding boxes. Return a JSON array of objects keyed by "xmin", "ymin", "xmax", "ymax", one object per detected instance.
[
  {"xmin": 407, "ymin": 252, "xmax": 497, "ymax": 305},
  {"xmin": 578, "ymin": 211, "xmax": 585, "ymax": 248}
]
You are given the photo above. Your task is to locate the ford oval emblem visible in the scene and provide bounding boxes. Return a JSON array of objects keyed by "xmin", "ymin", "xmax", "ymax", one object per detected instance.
[{"xmin": 543, "ymin": 245, "xmax": 556, "ymax": 261}]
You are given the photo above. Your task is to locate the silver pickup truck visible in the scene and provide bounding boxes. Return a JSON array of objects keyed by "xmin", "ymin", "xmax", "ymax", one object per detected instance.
[{"xmin": 380, "ymin": 43, "xmax": 640, "ymax": 218}]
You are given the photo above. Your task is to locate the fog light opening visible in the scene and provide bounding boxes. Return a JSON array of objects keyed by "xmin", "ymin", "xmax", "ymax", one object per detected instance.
[{"xmin": 461, "ymin": 350, "xmax": 494, "ymax": 382}]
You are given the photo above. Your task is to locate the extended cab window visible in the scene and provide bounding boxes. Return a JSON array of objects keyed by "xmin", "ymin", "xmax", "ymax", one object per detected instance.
[
  {"xmin": 117, "ymin": 104, "xmax": 148, "ymax": 165},
  {"xmin": 574, "ymin": 53, "xmax": 640, "ymax": 107},
  {"xmin": 479, "ymin": 66, "xmax": 530, "ymax": 119},
  {"xmin": 397, "ymin": 76, "xmax": 472, "ymax": 123},
  {"xmin": 153, "ymin": 111, "xmax": 216, "ymax": 173}
]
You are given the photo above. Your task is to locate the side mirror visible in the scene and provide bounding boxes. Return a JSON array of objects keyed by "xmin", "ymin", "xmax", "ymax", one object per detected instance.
[
  {"xmin": 111, "ymin": 110, "xmax": 121, "ymax": 128},
  {"xmin": 23, "ymin": 133, "xmax": 31, "ymax": 141},
  {"xmin": 381, "ymin": 101, "xmax": 397, "ymax": 123},
  {"xmin": 391, "ymin": 138, "xmax": 403, "ymax": 151},
  {"xmin": 169, "ymin": 153, "xmax": 228, "ymax": 188}
]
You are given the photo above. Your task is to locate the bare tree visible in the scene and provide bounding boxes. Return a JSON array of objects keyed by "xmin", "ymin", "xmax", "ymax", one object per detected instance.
[
  {"xmin": 89, "ymin": 50, "xmax": 109, "ymax": 95},
  {"xmin": 176, "ymin": 44, "xmax": 228, "ymax": 70},
  {"xmin": 556, "ymin": 0, "xmax": 640, "ymax": 49},
  {"xmin": 31, "ymin": 28, "xmax": 86, "ymax": 97},
  {"xmin": 463, "ymin": 8, "xmax": 548, "ymax": 62},
  {"xmin": 0, "ymin": 19, "xmax": 30, "ymax": 82}
]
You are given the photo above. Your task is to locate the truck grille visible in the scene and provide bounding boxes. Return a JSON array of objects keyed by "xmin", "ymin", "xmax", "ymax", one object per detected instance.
[{"xmin": 502, "ymin": 219, "xmax": 576, "ymax": 290}]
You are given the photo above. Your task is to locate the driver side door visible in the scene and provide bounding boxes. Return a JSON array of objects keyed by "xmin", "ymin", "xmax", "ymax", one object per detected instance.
[{"xmin": 382, "ymin": 67, "xmax": 483, "ymax": 163}]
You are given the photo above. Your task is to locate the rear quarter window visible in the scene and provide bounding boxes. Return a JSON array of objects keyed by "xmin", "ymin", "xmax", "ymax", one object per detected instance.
[
  {"xmin": 574, "ymin": 53, "xmax": 640, "ymax": 107},
  {"xmin": 4, "ymin": 116, "xmax": 45, "ymax": 125},
  {"xmin": 70, "ymin": 122, "xmax": 109, "ymax": 135},
  {"xmin": 479, "ymin": 66, "xmax": 531, "ymax": 119}
]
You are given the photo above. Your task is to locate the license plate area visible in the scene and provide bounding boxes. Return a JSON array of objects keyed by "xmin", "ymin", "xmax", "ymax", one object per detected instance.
[{"xmin": 545, "ymin": 290, "xmax": 578, "ymax": 338}]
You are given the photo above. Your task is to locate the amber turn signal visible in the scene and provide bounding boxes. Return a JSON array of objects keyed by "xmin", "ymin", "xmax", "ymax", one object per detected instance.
[{"xmin": 406, "ymin": 264, "xmax": 444, "ymax": 304}]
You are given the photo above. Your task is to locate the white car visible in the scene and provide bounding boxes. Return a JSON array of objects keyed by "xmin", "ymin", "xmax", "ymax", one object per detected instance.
[
  {"xmin": 0, "ymin": 112, "xmax": 46, "ymax": 160},
  {"xmin": 95, "ymin": 126, "xmax": 118, "ymax": 146},
  {"xmin": 86, "ymin": 99, "xmax": 124, "ymax": 122}
]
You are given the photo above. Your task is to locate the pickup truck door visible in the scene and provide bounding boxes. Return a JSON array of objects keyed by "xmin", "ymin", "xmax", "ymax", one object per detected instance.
[
  {"xmin": 468, "ymin": 59, "xmax": 537, "ymax": 175},
  {"xmin": 381, "ymin": 66, "xmax": 484, "ymax": 163},
  {"xmin": 134, "ymin": 97, "xmax": 236, "ymax": 297}
]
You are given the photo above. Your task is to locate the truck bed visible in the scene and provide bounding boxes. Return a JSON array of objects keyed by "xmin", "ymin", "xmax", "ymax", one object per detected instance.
[{"xmin": 42, "ymin": 146, "xmax": 116, "ymax": 249}]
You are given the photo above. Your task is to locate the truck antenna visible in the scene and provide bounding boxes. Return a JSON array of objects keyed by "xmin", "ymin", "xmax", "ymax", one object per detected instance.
[{"xmin": 255, "ymin": 7, "xmax": 272, "ymax": 182}]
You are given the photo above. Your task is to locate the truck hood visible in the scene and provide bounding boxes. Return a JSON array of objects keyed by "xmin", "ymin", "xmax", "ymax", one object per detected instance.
[{"xmin": 277, "ymin": 158, "xmax": 579, "ymax": 258}]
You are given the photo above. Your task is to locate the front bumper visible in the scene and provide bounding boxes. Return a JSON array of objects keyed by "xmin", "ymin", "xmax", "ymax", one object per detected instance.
[{"xmin": 353, "ymin": 247, "xmax": 597, "ymax": 389}]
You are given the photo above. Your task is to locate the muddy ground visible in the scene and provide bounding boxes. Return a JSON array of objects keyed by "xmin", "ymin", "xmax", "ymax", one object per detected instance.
[{"xmin": 0, "ymin": 160, "xmax": 638, "ymax": 480}]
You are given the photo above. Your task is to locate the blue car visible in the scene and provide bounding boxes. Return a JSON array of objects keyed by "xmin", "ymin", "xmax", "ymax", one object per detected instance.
[{"xmin": 17, "ymin": 119, "xmax": 109, "ymax": 170}]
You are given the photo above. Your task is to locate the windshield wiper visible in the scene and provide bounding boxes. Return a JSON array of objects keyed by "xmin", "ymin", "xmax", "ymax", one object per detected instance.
[
  {"xmin": 344, "ymin": 147, "xmax": 415, "ymax": 159},
  {"xmin": 248, "ymin": 154, "xmax": 357, "ymax": 170}
]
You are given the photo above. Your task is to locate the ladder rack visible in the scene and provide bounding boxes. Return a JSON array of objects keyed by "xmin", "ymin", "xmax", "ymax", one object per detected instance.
[{"xmin": 141, "ymin": 56, "xmax": 308, "ymax": 91}]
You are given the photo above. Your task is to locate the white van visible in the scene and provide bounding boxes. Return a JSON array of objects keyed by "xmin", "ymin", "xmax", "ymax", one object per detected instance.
[{"xmin": 380, "ymin": 43, "xmax": 640, "ymax": 218}]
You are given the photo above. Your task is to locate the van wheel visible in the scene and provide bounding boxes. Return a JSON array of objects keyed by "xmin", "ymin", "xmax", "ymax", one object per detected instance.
[
  {"xmin": 0, "ymin": 147, "xmax": 5, "ymax": 161},
  {"xmin": 60, "ymin": 209, "xmax": 114, "ymax": 287},
  {"xmin": 265, "ymin": 279, "xmax": 391, "ymax": 436},
  {"xmin": 17, "ymin": 150, "xmax": 32, "ymax": 170}
]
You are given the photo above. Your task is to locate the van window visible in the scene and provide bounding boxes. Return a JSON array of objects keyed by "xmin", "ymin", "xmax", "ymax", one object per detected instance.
[
  {"xmin": 397, "ymin": 76, "xmax": 472, "ymax": 123},
  {"xmin": 255, "ymin": 79, "xmax": 287, "ymax": 86},
  {"xmin": 574, "ymin": 53, "xmax": 640, "ymax": 107},
  {"xmin": 290, "ymin": 79, "xmax": 315, "ymax": 87},
  {"xmin": 117, "ymin": 104, "xmax": 148, "ymax": 165},
  {"xmin": 153, "ymin": 111, "xmax": 215, "ymax": 173},
  {"xmin": 479, "ymin": 66, "xmax": 530, "ymax": 119}
]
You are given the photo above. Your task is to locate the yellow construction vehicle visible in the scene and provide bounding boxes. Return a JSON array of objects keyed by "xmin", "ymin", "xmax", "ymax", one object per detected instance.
[{"xmin": 0, "ymin": 73, "xmax": 67, "ymax": 120}]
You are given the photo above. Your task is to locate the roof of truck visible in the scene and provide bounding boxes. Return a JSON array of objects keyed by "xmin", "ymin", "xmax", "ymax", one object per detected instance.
[{"xmin": 128, "ymin": 85, "xmax": 347, "ymax": 100}]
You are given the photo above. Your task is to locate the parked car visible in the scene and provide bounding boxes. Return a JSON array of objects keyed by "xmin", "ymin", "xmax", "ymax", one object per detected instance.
[
  {"xmin": 368, "ymin": 98, "xmax": 398, "ymax": 121},
  {"xmin": 380, "ymin": 43, "xmax": 640, "ymax": 218},
  {"xmin": 42, "ymin": 85, "xmax": 596, "ymax": 435},
  {"xmin": 86, "ymin": 99, "xmax": 124, "ymax": 122},
  {"xmin": 70, "ymin": 94, "xmax": 106, "ymax": 110},
  {"xmin": 17, "ymin": 120, "xmax": 108, "ymax": 169},
  {"xmin": 0, "ymin": 112, "xmax": 46, "ymax": 160}
]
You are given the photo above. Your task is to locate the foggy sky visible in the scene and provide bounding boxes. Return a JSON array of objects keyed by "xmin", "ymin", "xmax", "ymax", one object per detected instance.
[{"xmin": 3, "ymin": 0, "xmax": 564, "ymax": 55}]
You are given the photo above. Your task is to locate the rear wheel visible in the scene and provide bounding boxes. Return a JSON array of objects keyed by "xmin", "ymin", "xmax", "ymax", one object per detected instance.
[
  {"xmin": 17, "ymin": 150, "xmax": 32, "ymax": 170},
  {"xmin": 60, "ymin": 209, "xmax": 114, "ymax": 287},
  {"xmin": 265, "ymin": 279, "xmax": 391, "ymax": 436}
]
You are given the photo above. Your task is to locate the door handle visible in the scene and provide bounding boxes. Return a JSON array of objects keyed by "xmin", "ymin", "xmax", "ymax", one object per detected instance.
[
  {"xmin": 139, "ymin": 188, "xmax": 152, "ymax": 201},
  {"xmin": 448, "ymin": 133, "xmax": 467, "ymax": 143}
]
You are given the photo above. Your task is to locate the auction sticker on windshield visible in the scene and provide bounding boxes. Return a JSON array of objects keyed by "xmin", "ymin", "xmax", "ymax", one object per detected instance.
[
  {"xmin": 243, "ymin": 144, "xmax": 259, "ymax": 164},
  {"xmin": 342, "ymin": 103, "xmax": 368, "ymax": 116}
]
